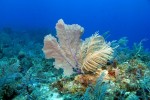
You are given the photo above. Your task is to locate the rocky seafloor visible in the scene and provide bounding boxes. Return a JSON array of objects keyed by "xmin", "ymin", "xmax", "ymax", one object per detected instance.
[{"xmin": 0, "ymin": 29, "xmax": 149, "ymax": 100}]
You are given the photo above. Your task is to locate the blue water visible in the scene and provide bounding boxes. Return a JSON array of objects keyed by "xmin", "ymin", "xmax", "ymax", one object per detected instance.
[{"xmin": 0, "ymin": 0, "xmax": 150, "ymax": 48}]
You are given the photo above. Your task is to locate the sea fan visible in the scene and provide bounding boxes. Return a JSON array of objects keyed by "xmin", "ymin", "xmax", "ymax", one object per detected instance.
[
  {"xmin": 79, "ymin": 33, "xmax": 113, "ymax": 73},
  {"xmin": 42, "ymin": 19, "xmax": 84, "ymax": 76},
  {"xmin": 43, "ymin": 19, "xmax": 113, "ymax": 76}
]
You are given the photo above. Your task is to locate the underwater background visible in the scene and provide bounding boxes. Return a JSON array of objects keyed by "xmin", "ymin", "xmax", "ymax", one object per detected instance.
[
  {"xmin": 0, "ymin": 0, "xmax": 150, "ymax": 48},
  {"xmin": 0, "ymin": 0, "xmax": 150, "ymax": 100}
]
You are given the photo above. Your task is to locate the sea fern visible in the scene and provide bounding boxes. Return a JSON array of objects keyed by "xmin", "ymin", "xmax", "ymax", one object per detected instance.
[
  {"xmin": 79, "ymin": 33, "xmax": 113, "ymax": 73},
  {"xmin": 80, "ymin": 72, "xmax": 110, "ymax": 100}
]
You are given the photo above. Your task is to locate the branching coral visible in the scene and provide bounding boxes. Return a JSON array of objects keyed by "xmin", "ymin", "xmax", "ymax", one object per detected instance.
[{"xmin": 42, "ymin": 19, "xmax": 113, "ymax": 76}]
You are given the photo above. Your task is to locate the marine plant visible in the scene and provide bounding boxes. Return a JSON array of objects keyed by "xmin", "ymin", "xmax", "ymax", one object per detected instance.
[
  {"xmin": 42, "ymin": 19, "xmax": 113, "ymax": 76},
  {"xmin": 80, "ymin": 72, "xmax": 111, "ymax": 100}
]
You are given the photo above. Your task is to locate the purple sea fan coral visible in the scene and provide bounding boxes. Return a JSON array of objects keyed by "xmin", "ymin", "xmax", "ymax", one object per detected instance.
[
  {"xmin": 42, "ymin": 19, "xmax": 84, "ymax": 76},
  {"xmin": 42, "ymin": 19, "xmax": 113, "ymax": 76}
]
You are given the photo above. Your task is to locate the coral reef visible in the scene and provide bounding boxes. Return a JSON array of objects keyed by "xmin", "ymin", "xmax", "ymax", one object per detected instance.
[
  {"xmin": 43, "ymin": 20, "xmax": 150, "ymax": 99},
  {"xmin": 0, "ymin": 30, "xmax": 62, "ymax": 99},
  {"xmin": 0, "ymin": 20, "xmax": 149, "ymax": 99}
]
